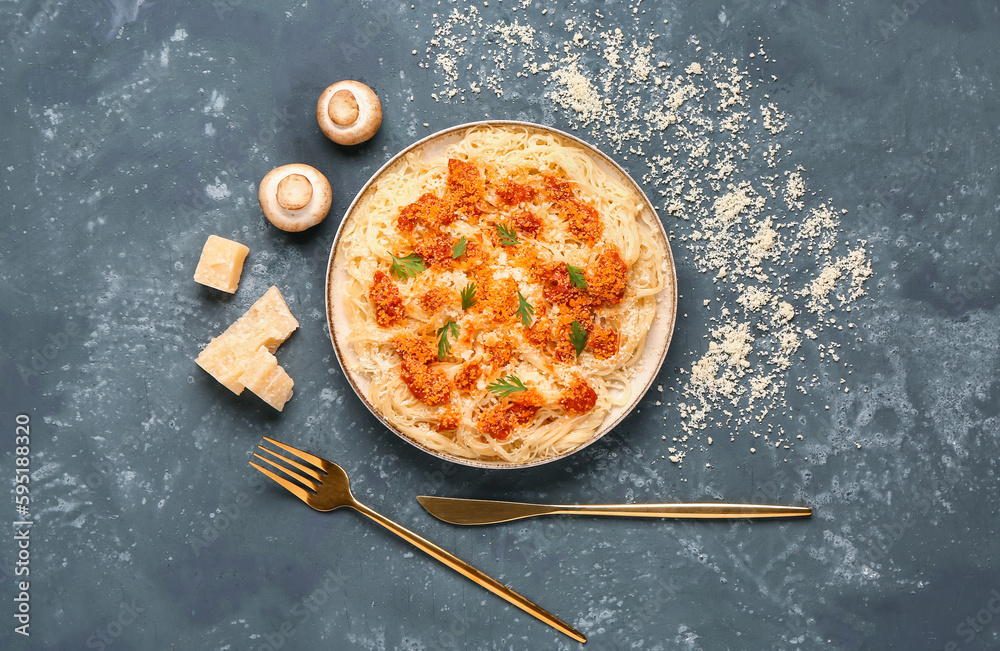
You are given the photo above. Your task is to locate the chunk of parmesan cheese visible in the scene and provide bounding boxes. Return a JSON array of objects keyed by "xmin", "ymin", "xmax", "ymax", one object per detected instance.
[
  {"xmin": 193, "ymin": 235, "xmax": 250, "ymax": 293},
  {"xmin": 239, "ymin": 346, "xmax": 294, "ymax": 411},
  {"xmin": 195, "ymin": 286, "xmax": 299, "ymax": 394}
]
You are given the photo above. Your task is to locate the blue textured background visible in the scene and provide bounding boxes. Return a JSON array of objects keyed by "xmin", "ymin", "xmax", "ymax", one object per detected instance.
[{"xmin": 1, "ymin": 1, "xmax": 998, "ymax": 649}]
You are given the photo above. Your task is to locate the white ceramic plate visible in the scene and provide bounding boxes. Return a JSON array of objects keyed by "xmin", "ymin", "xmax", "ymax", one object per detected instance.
[{"xmin": 326, "ymin": 121, "xmax": 677, "ymax": 469}]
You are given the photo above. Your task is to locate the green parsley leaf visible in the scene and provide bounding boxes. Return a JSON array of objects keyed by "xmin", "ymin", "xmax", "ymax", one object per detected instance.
[
  {"xmin": 452, "ymin": 237, "xmax": 468, "ymax": 259},
  {"xmin": 389, "ymin": 253, "xmax": 426, "ymax": 280},
  {"xmin": 516, "ymin": 291, "xmax": 534, "ymax": 328},
  {"xmin": 486, "ymin": 375, "xmax": 528, "ymax": 398},
  {"xmin": 436, "ymin": 320, "xmax": 460, "ymax": 361},
  {"xmin": 570, "ymin": 320, "xmax": 589, "ymax": 357},
  {"xmin": 496, "ymin": 223, "xmax": 519, "ymax": 246},
  {"xmin": 461, "ymin": 282, "xmax": 477, "ymax": 310},
  {"xmin": 566, "ymin": 264, "xmax": 588, "ymax": 290}
]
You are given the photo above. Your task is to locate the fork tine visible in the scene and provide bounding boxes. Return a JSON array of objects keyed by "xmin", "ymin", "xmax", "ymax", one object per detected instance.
[
  {"xmin": 249, "ymin": 461, "xmax": 314, "ymax": 504},
  {"xmin": 256, "ymin": 445, "xmax": 324, "ymax": 482},
  {"xmin": 251, "ymin": 452, "xmax": 320, "ymax": 492},
  {"xmin": 263, "ymin": 436, "xmax": 332, "ymax": 472}
]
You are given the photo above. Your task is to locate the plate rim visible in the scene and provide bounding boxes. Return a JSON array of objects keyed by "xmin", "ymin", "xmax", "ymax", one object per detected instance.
[{"xmin": 325, "ymin": 120, "xmax": 678, "ymax": 469}]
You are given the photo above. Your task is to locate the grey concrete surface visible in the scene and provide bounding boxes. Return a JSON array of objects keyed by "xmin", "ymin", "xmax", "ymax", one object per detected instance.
[{"xmin": 1, "ymin": 1, "xmax": 998, "ymax": 649}]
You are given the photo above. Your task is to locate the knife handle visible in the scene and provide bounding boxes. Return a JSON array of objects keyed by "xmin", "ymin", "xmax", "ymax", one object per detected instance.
[{"xmin": 552, "ymin": 503, "xmax": 811, "ymax": 518}]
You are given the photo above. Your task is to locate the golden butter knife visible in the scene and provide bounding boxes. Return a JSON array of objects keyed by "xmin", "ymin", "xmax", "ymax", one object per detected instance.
[{"xmin": 416, "ymin": 495, "xmax": 811, "ymax": 525}]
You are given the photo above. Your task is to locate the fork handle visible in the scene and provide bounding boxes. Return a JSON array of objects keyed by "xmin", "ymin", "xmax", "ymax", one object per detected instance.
[{"xmin": 350, "ymin": 501, "xmax": 586, "ymax": 643}]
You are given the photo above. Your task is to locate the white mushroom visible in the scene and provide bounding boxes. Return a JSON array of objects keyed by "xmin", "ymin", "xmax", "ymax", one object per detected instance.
[
  {"xmin": 316, "ymin": 80, "xmax": 382, "ymax": 145},
  {"xmin": 258, "ymin": 163, "xmax": 332, "ymax": 232}
]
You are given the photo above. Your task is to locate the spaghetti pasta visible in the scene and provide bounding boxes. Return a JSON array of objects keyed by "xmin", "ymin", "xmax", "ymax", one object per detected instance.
[{"xmin": 334, "ymin": 124, "xmax": 666, "ymax": 464}]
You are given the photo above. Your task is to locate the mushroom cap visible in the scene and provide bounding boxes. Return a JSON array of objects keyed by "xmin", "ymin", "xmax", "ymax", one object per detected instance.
[
  {"xmin": 258, "ymin": 163, "xmax": 333, "ymax": 232},
  {"xmin": 316, "ymin": 80, "xmax": 382, "ymax": 145}
]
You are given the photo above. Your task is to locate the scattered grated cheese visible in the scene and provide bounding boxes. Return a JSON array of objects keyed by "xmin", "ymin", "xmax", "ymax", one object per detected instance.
[{"xmin": 421, "ymin": 4, "xmax": 874, "ymax": 467}]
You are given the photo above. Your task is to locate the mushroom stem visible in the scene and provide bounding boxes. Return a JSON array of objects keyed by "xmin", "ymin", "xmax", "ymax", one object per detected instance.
[
  {"xmin": 276, "ymin": 174, "xmax": 313, "ymax": 211},
  {"xmin": 258, "ymin": 163, "xmax": 332, "ymax": 233},
  {"xmin": 316, "ymin": 80, "xmax": 382, "ymax": 145},
  {"xmin": 329, "ymin": 90, "xmax": 360, "ymax": 126}
]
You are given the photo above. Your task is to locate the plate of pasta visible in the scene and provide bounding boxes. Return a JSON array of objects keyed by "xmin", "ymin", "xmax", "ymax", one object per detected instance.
[{"xmin": 326, "ymin": 121, "xmax": 677, "ymax": 468}]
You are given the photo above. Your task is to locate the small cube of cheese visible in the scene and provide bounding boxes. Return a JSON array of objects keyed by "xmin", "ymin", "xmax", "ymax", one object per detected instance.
[
  {"xmin": 193, "ymin": 235, "xmax": 250, "ymax": 293},
  {"xmin": 196, "ymin": 286, "xmax": 299, "ymax": 394},
  {"xmin": 239, "ymin": 346, "xmax": 294, "ymax": 411}
]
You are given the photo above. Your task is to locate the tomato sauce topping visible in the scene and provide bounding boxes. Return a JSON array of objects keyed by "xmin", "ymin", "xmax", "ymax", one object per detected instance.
[
  {"xmin": 475, "ymin": 389, "xmax": 543, "ymax": 440},
  {"xmin": 393, "ymin": 335, "xmax": 452, "ymax": 405},
  {"xmin": 453, "ymin": 362, "xmax": 482, "ymax": 392},
  {"xmin": 551, "ymin": 329, "xmax": 578, "ymax": 363},
  {"xmin": 588, "ymin": 248, "xmax": 628, "ymax": 305},
  {"xmin": 523, "ymin": 317, "xmax": 550, "ymax": 347},
  {"xmin": 495, "ymin": 180, "xmax": 537, "ymax": 207},
  {"xmin": 417, "ymin": 285, "xmax": 451, "ymax": 314},
  {"xmin": 542, "ymin": 175, "xmax": 603, "ymax": 243},
  {"xmin": 543, "ymin": 174, "xmax": 575, "ymax": 201},
  {"xmin": 559, "ymin": 303, "xmax": 595, "ymax": 333},
  {"xmin": 559, "ymin": 199, "xmax": 603, "ymax": 244},
  {"xmin": 383, "ymin": 159, "xmax": 632, "ymax": 419},
  {"xmin": 559, "ymin": 375, "xmax": 598, "ymax": 414},
  {"xmin": 455, "ymin": 237, "xmax": 488, "ymax": 271},
  {"xmin": 398, "ymin": 192, "xmax": 451, "ymax": 232},
  {"xmin": 589, "ymin": 326, "xmax": 619, "ymax": 360},
  {"xmin": 446, "ymin": 158, "xmax": 485, "ymax": 218},
  {"xmin": 475, "ymin": 276, "xmax": 519, "ymax": 323},
  {"xmin": 415, "ymin": 233, "xmax": 455, "ymax": 267},
  {"xmin": 436, "ymin": 406, "xmax": 461, "ymax": 432},
  {"xmin": 512, "ymin": 209, "xmax": 543, "ymax": 236},
  {"xmin": 370, "ymin": 271, "xmax": 405, "ymax": 327},
  {"xmin": 483, "ymin": 335, "xmax": 515, "ymax": 371},
  {"xmin": 541, "ymin": 262, "xmax": 586, "ymax": 306}
]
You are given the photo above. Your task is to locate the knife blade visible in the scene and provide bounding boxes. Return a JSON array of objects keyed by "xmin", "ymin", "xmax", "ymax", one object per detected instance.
[{"xmin": 416, "ymin": 495, "xmax": 812, "ymax": 525}]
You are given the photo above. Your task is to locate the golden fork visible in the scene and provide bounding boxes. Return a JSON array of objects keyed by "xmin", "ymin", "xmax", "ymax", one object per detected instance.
[{"xmin": 249, "ymin": 436, "xmax": 586, "ymax": 644}]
